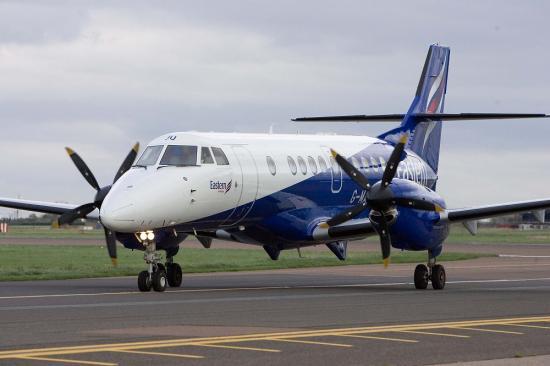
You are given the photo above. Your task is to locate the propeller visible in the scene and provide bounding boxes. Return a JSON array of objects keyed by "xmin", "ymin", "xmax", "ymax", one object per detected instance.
[
  {"xmin": 322, "ymin": 134, "xmax": 443, "ymax": 267},
  {"xmin": 58, "ymin": 143, "xmax": 140, "ymax": 266}
]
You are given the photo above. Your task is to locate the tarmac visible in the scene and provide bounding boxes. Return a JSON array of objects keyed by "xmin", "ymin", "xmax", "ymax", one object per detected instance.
[{"xmin": 1, "ymin": 242, "xmax": 550, "ymax": 365}]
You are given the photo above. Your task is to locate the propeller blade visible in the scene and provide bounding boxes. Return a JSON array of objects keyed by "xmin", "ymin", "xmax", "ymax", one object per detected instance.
[
  {"xmin": 324, "ymin": 202, "xmax": 369, "ymax": 227},
  {"xmin": 393, "ymin": 198, "xmax": 444, "ymax": 212},
  {"xmin": 113, "ymin": 142, "xmax": 140, "ymax": 183},
  {"xmin": 330, "ymin": 149, "xmax": 370, "ymax": 190},
  {"xmin": 65, "ymin": 147, "xmax": 101, "ymax": 191},
  {"xmin": 57, "ymin": 203, "xmax": 96, "ymax": 225},
  {"xmin": 381, "ymin": 134, "xmax": 408, "ymax": 188},
  {"xmin": 377, "ymin": 213, "xmax": 392, "ymax": 268},
  {"xmin": 104, "ymin": 227, "xmax": 117, "ymax": 266}
]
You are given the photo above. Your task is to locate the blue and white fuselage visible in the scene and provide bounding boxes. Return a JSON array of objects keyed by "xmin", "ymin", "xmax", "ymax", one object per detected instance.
[{"xmin": 101, "ymin": 131, "xmax": 447, "ymax": 254}]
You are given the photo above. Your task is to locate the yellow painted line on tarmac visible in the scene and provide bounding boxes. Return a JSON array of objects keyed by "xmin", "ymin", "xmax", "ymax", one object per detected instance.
[
  {"xmin": 338, "ymin": 334, "xmax": 418, "ymax": 343},
  {"xmin": 452, "ymin": 327, "xmax": 524, "ymax": 335},
  {"xmin": 17, "ymin": 356, "xmax": 117, "ymax": 365},
  {"xmin": 112, "ymin": 349, "xmax": 204, "ymax": 359},
  {"xmin": 2, "ymin": 315, "xmax": 550, "ymax": 359},
  {"xmin": 267, "ymin": 338, "xmax": 352, "ymax": 347},
  {"xmin": 395, "ymin": 330, "xmax": 470, "ymax": 338},
  {"xmin": 193, "ymin": 344, "xmax": 280, "ymax": 353}
]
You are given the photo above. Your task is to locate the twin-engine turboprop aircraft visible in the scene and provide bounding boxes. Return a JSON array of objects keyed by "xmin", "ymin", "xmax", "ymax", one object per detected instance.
[{"xmin": 1, "ymin": 44, "xmax": 549, "ymax": 292}]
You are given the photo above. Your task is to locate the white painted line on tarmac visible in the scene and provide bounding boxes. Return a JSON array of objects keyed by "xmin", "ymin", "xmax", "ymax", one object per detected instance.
[
  {"xmin": 499, "ymin": 254, "xmax": 550, "ymax": 258},
  {"xmin": 2, "ymin": 277, "xmax": 550, "ymax": 301}
]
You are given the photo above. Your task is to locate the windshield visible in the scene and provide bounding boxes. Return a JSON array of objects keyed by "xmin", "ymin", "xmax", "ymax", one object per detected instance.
[
  {"xmin": 159, "ymin": 145, "xmax": 198, "ymax": 166},
  {"xmin": 135, "ymin": 145, "xmax": 163, "ymax": 166}
]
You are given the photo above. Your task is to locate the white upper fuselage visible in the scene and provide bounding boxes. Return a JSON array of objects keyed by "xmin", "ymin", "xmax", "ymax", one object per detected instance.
[{"xmin": 100, "ymin": 131, "xmax": 436, "ymax": 233}]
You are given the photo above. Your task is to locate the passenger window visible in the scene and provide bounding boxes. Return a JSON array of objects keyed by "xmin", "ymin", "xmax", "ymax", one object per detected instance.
[
  {"xmin": 379, "ymin": 156, "xmax": 386, "ymax": 170},
  {"xmin": 159, "ymin": 145, "xmax": 198, "ymax": 166},
  {"xmin": 287, "ymin": 156, "xmax": 297, "ymax": 175},
  {"xmin": 135, "ymin": 145, "xmax": 163, "ymax": 166},
  {"xmin": 307, "ymin": 156, "xmax": 318, "ymax": 174},
  {"xmin": 297, "ymin": 156, "xmax": 307, "ymax": 175},
  {"xmin": 211, "ymin": 147, "xmax": 230, "ymax": 165},
  {"xmin": 370, "ymin": 157, "xmax": 379, "ymax": 173},
  {"xmin": 266, "ymin": 156, "xmax": 276, "ymax": 175},
  {"xmin": 201, "ymin": 147, "xmax": 215, "ymax": 164},
  {"xmin": 318, "ymin": 156, "xmax": 328, "ymax": 171},
  {"xmin": 361, "ymin": 156, "xmax": 369, "ymax": 171}
]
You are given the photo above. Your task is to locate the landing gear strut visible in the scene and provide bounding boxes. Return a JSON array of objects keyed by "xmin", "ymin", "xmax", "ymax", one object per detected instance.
[
  {"xmin": 414, "ymin": 256, "xmax": 446, "ymax": 290},
  {"xmin": 137, "ymin": 232, "xmax": 183, "ymax": 292}
]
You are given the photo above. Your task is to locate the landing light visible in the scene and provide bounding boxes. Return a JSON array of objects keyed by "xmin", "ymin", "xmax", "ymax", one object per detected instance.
[{"xmin": 138, "ymin": 230, "xmax": 155, "ymax": 242}]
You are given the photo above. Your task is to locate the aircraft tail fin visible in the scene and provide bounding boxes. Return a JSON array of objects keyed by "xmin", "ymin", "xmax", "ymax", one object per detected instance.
[
  {"xmin": 378, "ymin": 44, "xmax": 450, "ymax": 174},
  {"xmin": 293, "ymin": 44, "xmax": 549, "ymax": 175}
]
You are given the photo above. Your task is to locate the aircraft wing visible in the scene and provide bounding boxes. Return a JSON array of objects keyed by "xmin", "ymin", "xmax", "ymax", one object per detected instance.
[
  {"xmin": 0, "ymin": 197, "xmax": 99, "ymax": 220},
  {"xmin": 442, "ymin": 198, "xmax": 550, "ymax": 233}
]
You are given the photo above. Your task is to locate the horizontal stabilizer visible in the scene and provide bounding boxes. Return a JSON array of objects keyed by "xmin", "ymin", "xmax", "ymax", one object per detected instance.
[{"xmin": 292, "ymin": 113, "xmax": 548, "ymax": 122}]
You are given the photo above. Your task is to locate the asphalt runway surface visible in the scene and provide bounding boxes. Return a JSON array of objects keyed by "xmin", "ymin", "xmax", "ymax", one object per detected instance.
[{"xmin": 2, "ymin": 243, "xmax": 550, "ymax": 365}]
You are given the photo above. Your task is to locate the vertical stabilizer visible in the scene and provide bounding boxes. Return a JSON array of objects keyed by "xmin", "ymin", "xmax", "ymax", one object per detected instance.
[{"xmin": 379, "ymin": 45, "xmax": 450, "ymax": 174}]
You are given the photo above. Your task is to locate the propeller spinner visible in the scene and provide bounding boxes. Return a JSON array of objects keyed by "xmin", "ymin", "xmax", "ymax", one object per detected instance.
[
  {"xmin": 322, "ymin": 135, "xmax": 443, "ymax": 267},
  {"xmin": 58, "ymin": 143, "xmax": 140, "ymax": 266}
]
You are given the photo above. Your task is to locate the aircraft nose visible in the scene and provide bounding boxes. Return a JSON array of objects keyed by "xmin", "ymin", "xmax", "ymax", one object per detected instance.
[{"xmin": 100, "ymin": 198, "xmax": 137, "ymax": 232}]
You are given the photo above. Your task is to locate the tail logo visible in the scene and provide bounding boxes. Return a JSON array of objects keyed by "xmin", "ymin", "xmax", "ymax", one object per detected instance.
[{"xmin": 426, "ymin": 55, "xmax": 448, "ymax": 113}]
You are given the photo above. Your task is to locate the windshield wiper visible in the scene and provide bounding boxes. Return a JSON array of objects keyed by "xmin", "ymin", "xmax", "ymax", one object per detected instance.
[{"xmin": 132, "ymin": 164, "xmax": 148, "ymax": 169}]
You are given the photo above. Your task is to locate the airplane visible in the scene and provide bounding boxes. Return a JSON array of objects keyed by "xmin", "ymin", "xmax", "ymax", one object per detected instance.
[{"xmin": 1, "ymin": 44, "xmax": 549, "ymax": 292}]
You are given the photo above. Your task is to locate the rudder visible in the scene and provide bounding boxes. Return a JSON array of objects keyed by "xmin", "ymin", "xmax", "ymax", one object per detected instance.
[{"xmin": 379, "ymin": 45, "xmax": 450, "ymax": 174}]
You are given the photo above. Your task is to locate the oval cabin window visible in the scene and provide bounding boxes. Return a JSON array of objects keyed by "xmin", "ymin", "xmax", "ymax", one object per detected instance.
[
  {"xmin": 287, "ymin": 156, "xmax": 297, "ymax": 175},
  {"xmin": 266, "ymin": 156, "xmax": 276, "ymax": 176},
  {"xmin": 318, "ymin": 156, "xmax": 328, "ymax": 171},
  {"xmin": 307, "ymin": 156, "xmax": 318, "ymax": 174},
  {"xmin": 297, "ymin": 156, "xmax": 307, "ymax": 175}
]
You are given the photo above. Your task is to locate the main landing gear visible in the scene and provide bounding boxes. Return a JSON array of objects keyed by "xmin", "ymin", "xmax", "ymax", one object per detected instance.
[
  {"xmin": 414, "ymin": 256, "xmax": 446, "ymax": 290},
  {"xmin": 137, "ymin": 232, "xmax": 183, "ymax": 292}
]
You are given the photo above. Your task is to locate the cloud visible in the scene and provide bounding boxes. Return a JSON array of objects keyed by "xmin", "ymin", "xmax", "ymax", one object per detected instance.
[{"xmin": 0, "ymin": 1, "xmax": 549, "ymax": 217}]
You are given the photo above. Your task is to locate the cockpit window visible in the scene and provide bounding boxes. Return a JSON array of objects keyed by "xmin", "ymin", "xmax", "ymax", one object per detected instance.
[
  {"xmin": 211, "ymin": 147, "xmax": 230, "ymax": 165},
  {"xmin": 135, "ymin": 145, "xmax": 163, "ymax": 166},
  {"xmin": 159, "ymin": 145, "xmax": 198, "ymax": 166},
  {"xmin": 201, "ymin": 147, "xmax": 215, "ymax": 164}
]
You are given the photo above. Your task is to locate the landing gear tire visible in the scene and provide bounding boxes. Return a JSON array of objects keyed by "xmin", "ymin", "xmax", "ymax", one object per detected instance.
[
  {"xmin": 167, "ymin": 263, "xmax": 183, "ymax": 287},
  {"xmin": 414, "ymin": 264, "xmax": 429, "ymax": 290},
  {"xmin": 156, "ymin": 263, "xmax": 166, "ymax": 274},
  {"xmin": 152, "ymin": 270, "xmax": 167, "ymax": 292},
  {"xmin": 138, "ymin": 270, "xmax": 152, "ymax": 292},
  {"xmin": 431, "ymin": 264, "xmax": 446, "ymax": 290}
]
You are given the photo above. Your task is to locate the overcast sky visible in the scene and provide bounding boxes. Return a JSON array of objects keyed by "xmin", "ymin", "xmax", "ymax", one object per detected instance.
[{"xmin": 0, "ymin": 0, "xmax": 549, "ymax": 217}]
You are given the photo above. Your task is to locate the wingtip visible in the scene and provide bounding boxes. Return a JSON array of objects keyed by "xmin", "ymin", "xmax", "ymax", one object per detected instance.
[
  {"xmin": 329, "ymin": 149, "xmax": 338, "ymax": 158},
  {"xmin": 132, "ymin": 142, "xmax": 140, "ymax": 153},
  {"xmin": 435, "ymin": 204, "xmax": 445, "ymax": 213},
  {"xmin": 383, "ymin": 257, "xmax": 390, "ymax": 268},
  {"xmin": 65, "ymin": 147, "xmax": 74, "ymax": 155},
  {"xmin": 111, "ymin": 258, "xmax": 118, "ymax": 267},
  {"xmin": 399, "ymin": 133, "xmax": 409, "ymax": 144},
  {"xmin": 319, "ymin": 222, "xmax": 330, "ymax": 229}
]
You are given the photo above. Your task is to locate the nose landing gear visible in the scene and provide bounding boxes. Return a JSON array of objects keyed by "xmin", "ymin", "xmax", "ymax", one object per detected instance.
[
  {"xmin": 136, "ymin": 232, "xmax": 183, "ymax": 292},
  {"xmin": 414, "ymin": 256, "xmax": 446, "ymax": 290}
]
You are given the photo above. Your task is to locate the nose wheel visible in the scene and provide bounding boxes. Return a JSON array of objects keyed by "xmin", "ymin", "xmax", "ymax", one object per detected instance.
[
  {"xmin": 413, "ymin": 261, "xmax": 446, "ymax": 290},
  {"xmin": 137, "ymin": 235, "xmax": 183, "ymax": 292}
]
